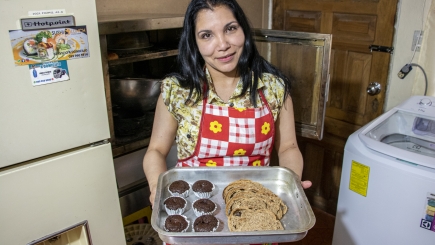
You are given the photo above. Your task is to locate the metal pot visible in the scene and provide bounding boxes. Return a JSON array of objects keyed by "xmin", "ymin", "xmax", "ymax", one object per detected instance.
[{"xmin": 110, "ymin": 77, "xmax": 160, "ymax": 116}]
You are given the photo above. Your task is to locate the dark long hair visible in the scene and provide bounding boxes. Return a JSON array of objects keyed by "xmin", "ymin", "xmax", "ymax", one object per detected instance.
[{"xmin": 171, "ymin": 0, "xmax": 291, "ymax": 106}]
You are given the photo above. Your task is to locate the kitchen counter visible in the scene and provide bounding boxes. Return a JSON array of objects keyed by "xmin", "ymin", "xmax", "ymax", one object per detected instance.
[{"xmin": 98, "ymin": 13, "xmax": 184, "ymax": 34}]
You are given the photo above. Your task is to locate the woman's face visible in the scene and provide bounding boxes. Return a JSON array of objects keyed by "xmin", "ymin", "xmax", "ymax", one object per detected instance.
[{"xmin": 195, "ymin": 5, "xmax": 245, "ymax": 77}]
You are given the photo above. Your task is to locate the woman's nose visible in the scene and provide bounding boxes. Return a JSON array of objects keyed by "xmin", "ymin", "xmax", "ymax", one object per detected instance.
[{"xmin": 216, "ymin": 35, "xmax": 230, "ymax": 50}]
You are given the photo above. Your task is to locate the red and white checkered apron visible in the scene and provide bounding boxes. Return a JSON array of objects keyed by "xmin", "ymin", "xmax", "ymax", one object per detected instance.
[
  {"xmin": 166, "ymin": 90, "xmax": 277, "ymax": 245},
  {"xmin": 177, "ymin": 90, "xmax": 275, "ymax": 167}
]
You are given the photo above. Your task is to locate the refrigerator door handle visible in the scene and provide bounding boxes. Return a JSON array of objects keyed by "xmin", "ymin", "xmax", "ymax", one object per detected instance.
[{"xmin": 91, "ymin": 139, "xmax": 110, "ymax": 147}]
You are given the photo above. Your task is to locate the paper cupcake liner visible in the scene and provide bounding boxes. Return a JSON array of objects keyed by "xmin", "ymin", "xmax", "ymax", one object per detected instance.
[
  {"xmin": 163, "ymin": 215, "xmax": 190, "ymax": 233},
  {"xmin": 192, "ymin": 199, "xmax": 217, "ymax": 217},
  {"xmin": 192, "ymin": 216, "xmax": 220, "ymax": 232},
  {"xmin": 167, "ymin": 183, "xmax": 191, "ymax": 198},
  {"xmin": 192, "ymin": 183, "xmax": 215, "ymax": 198},
  {"xmin": 163, "ymin": 196, "xmax": 187, "ymax": 215}
]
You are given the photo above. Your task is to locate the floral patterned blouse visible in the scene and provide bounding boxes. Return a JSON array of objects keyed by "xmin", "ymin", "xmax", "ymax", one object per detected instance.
[{"xmin": 161, "ymin": 70, "xmax": 286, "ymax": 160}]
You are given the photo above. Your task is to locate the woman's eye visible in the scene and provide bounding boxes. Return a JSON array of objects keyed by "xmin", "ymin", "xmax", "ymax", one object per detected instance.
[
  {"xmin": 227, "ymin": 25, "xmax": 238, "ymax": 32},
  {"xmin": 201, "ymin": 33, "xmax": 211, "ymax": 39}
]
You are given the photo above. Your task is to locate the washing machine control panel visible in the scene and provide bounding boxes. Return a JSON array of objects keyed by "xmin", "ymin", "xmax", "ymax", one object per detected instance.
[
  {"xmin": 399, "ymin": 96, "xmax": 435, "ymax": 116},
  {"xmin": 419, "ymin": 98, "xmax": 433, "ymax": 107}
]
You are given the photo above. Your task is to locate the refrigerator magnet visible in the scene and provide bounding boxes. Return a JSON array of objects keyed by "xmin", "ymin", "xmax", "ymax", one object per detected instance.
[
  {"xmin": 9, "ymin": 26, "xmax": 90, "ymax": 66},
  {"xmin": 29, "ymin": 60, "xmax": 70, "ymax": 86}
]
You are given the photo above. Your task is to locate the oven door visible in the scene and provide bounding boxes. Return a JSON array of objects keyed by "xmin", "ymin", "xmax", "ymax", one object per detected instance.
[{"xmin": 253, "ymin": 29, "xmax": 332, "ymax": 140}]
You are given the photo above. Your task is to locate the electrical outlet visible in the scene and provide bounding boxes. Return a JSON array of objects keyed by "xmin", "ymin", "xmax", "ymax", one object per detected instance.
[
  {"xmin": 412, "ymin": 30, "xmax": 423, "ymax": 51},
  {"xmin": 398, "ymin": 64, "xmax": 413, "ymax": 79}
]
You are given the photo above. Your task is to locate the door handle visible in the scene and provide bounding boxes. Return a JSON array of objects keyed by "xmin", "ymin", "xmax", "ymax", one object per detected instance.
[{"xmin": 367, "ymin": 82, "xmax": 381, "ymax": 96}]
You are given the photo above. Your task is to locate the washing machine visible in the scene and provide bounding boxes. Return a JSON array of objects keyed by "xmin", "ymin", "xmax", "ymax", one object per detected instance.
[{"xmin": 332, "ymin": 96, "xmax": 435, "ymax": 245}]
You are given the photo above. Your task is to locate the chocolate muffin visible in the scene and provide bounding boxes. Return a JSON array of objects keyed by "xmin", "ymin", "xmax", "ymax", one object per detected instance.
[
  {"xmin": 164, "ymin": 215, "xmax": 189, "ymax": 232},
  {"xmin": 164, "ymin": 196, "xmax": 187, "ymax": 215},
  {"xmin": 193, "ymin": 214, "xmax": 219, "ymax": 232},
  {"xmin": 192, "ymin": 198, "xmax": 217, "ymax": 216},
  {"xmin": 192, "ymin": 180, "xmax": 215, "ymax": 198},
  {"xmin": 168, "ymin": 180, "xmax": 190, "ymax": 197}
]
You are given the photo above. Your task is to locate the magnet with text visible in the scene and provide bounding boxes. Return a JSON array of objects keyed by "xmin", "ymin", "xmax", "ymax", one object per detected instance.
[
  {"xmin": 10, "ymin": 26, "xmax": 90, "ymax": 66},
  {"xmin": 29, "ymin": 60, "xmax": 70, "ymax": 86}
]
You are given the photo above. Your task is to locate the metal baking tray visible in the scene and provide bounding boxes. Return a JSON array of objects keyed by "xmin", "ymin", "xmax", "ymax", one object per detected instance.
[{"xmin": 151, "ymin": 166, "xmax": 315, "ymax": 244}]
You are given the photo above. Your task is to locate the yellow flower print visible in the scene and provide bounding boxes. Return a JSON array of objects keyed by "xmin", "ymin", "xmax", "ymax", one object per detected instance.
[
  {"xmin": 206, "ymin": 160, "xmax": 217, "ymax": 167},
  {"xmin": 209, "ymin": 120, "xmax": 222, "ymax": 134},
  {"xmin": 253, "ymin": 160, "xmax": 261, "ymax": 166},
  {"xmin": 261, "ymin": 122, "xmax": 271, "ymax": 135},
  {"xmin": 235, "ymin": 107, "xmax": 246, "ymax": 112},
  {"xmin": 234, "ymin": 149, "xmax": 246, "ymax": 156}
]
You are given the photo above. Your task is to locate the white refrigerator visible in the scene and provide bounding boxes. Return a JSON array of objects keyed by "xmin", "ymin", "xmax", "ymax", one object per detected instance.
[{"xmin": 0, "ymin": 0, "xmax": 126, "ymax": 244}]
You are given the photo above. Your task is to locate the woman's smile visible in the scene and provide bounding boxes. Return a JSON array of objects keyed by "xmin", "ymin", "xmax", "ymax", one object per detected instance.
[{"xmin": 216, "ymin": 52, "xmax": 236, "ymax": 62}]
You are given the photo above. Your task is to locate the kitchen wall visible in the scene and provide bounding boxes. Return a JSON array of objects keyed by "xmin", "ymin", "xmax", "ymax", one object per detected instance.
[
  {"xmin": 95, "ymin": 0, "xmax": 190, "ymax": 15},
  {"xmin": 385, "ymin": 0, "xmax": 434, "ymax": 110},
  {"xmin": 95, "ymin": 0, "xmax": 270, "ymax": 28},
  {"xmin": 414, "ymin": 0, "xmax": 435, "ymax": 97}
]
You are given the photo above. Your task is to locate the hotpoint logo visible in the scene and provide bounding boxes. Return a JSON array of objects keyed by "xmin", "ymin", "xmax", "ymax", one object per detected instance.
[
  {"xmin": 21, "ymin": 16, "xmax": 75, "ymax": 30},
  {"xmin": 29, "ymin": 19, "xmax": 71, "ymax": 27}
]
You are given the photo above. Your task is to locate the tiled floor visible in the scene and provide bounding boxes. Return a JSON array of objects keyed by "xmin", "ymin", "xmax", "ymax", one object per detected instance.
[{"xmin": 280, "ymin": 207, "xmax": 335, "ymax": 245}]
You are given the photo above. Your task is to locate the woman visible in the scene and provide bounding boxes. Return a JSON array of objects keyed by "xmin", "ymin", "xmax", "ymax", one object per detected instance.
[{"xmin": 143, "ymin": 0, "xmax": 311, "ymax": 219}]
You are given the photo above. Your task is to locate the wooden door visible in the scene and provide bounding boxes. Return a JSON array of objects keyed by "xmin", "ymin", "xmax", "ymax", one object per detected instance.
[{"xmin": 273, "ymin": 0, "xmax": 398, "ymax": 214}]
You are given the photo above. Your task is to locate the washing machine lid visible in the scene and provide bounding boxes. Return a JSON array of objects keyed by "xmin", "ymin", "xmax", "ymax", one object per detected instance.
[{"xmin": 358, "ymin": 96, "xmax": 435, "ymax": 169}]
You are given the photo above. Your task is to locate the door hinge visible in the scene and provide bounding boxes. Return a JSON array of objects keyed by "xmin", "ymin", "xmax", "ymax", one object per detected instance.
[{"xmin": 369, "ymin": 45, "xmax": 394, "ymax": 54}]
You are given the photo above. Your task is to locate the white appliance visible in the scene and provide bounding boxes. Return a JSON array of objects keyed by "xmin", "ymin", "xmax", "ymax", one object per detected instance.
[
  {"xmin": 0, "ymin": 1, "xmax": 125, "ymax": 244},
  {"xmin": 332, "ymin": 96, "xmax": 435, "ymax": 244}
]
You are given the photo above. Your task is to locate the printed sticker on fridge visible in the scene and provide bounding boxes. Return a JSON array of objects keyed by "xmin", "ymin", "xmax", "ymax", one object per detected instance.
[
  {"xmin": 9, "ymin": 26, "xmax": 90, "ymax": 66},
  {"xmin": 29, "ymin": 61, "xmax": 70, "ymax": 86}
]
